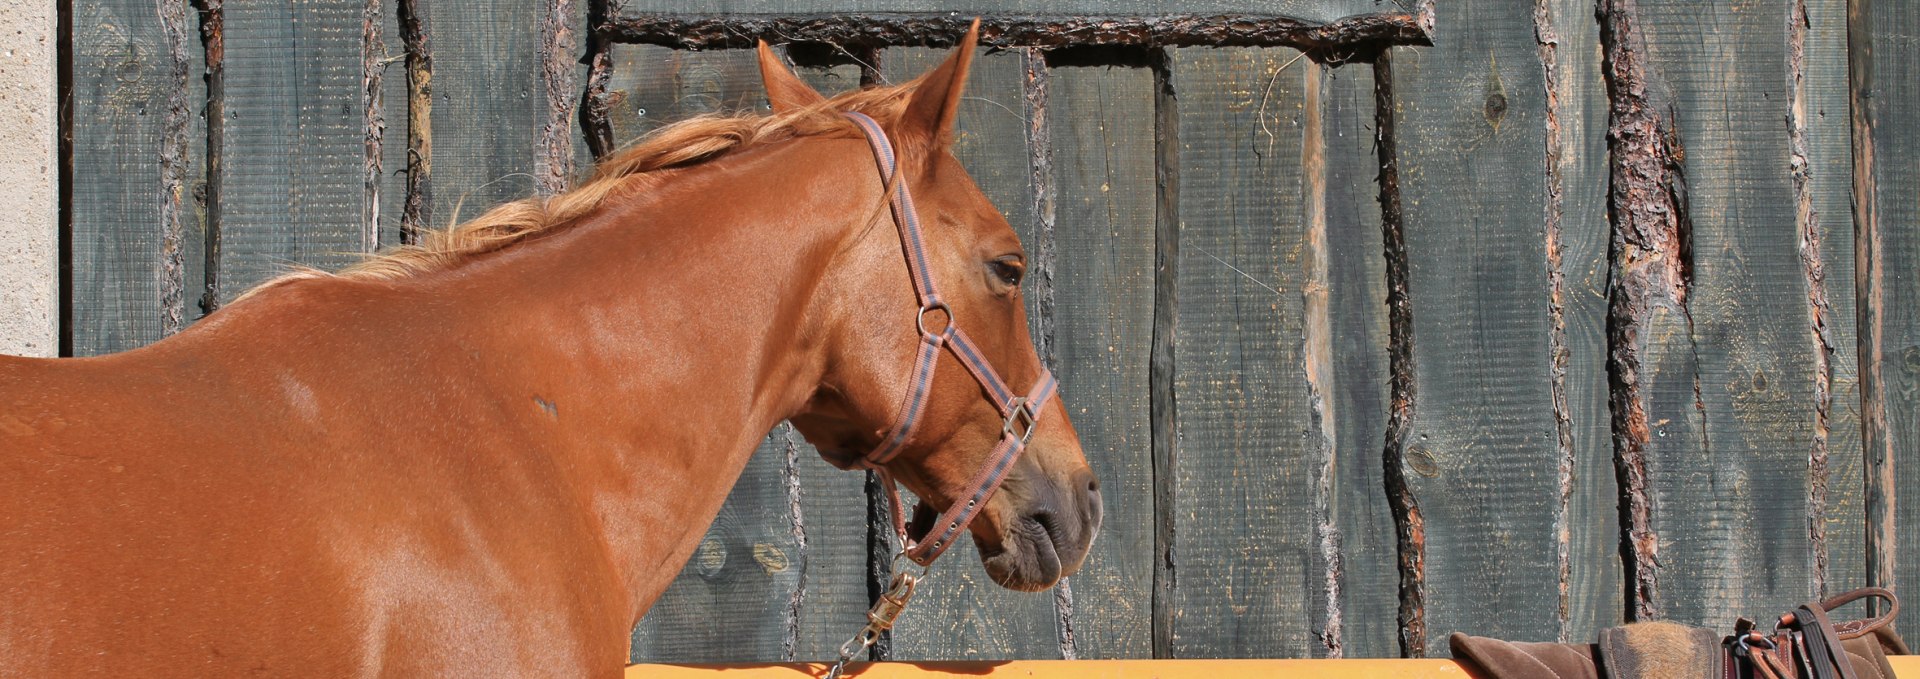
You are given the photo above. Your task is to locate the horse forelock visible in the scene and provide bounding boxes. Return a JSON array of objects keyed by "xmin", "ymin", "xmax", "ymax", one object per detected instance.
[{"xmin": 236, "ymin": 82, "xmax": 917, "ymax": 300}]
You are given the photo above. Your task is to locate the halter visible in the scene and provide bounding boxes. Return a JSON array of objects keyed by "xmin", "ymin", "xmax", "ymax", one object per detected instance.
[{"xmin": 841, "ymin": 111, "xmax": 1059, "ymax": 568}]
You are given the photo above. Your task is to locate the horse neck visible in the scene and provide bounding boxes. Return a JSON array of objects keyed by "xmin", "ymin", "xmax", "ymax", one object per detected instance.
[{"xmin": 410, "ymin": 137, "xmax": 875, "ymax": 619}]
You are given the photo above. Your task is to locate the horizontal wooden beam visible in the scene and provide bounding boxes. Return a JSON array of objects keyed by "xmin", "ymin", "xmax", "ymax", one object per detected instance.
[
  {"xmin": 599, "ymin": 12, "xmax": 1434, "ymax": 63},
  {"xmin": 627, "ymin": 658, "xmax": 1920, "ymax": 677}
]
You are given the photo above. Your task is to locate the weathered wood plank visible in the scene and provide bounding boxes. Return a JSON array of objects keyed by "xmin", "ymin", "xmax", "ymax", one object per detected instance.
[
  {"xmin": 1542, "ymin": 0, "xmax": 1624, "ymax": 641},
  {"xmin": 1802, "ymin": 0, "xmax": 1863, "ymax": 599},
  {"xmin": 423, "ymin": 1, "xmax": 556, "ymax": 229},
  {"xmin": 1863, "ymin": 0, "xmax": 1920, "ymax": 634},
  {"xmin": 1164, "ymin": 46, "xmax": 1317, "ymax": 659},
  {"xmin": 599, "ymin": 46, "xmax": 763, "ymax": 160},
  {"xmin": 69, "ymin": 0, "xmax": 180, "ymax": 354},
  {"xmin": 375, "ymin": 0, "xmax": 410, "ymax": 249},
  {"xmin": 1636, "ymin": 0, "xmax": 1817, "ymax": 625},
  {"xmin": 882, "ymin": 47, "xmax": 1062, "ymax": 661},
  {"xmin": 1390, "ymin": 0, "xmax": 1562, "ymax": 650},
  {"xmin": 629, "ymin": 428, "xmax": 806, "ymax": 662},
  {"xmin": 219, "ymin": 0, "xmax": 368, "ymax": 292},
  {"xmin": 1319, "ymin": 61, "xmax": 1398, "ymax": 659},
  {"xmin": 1047, "ymin": 58, "xmax": 1155, "ymax": 660}
]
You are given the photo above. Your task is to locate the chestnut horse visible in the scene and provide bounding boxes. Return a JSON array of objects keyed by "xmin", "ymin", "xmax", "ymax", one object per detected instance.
[{"xmin": 0, "ymin": 28, "xmax": 1100, "ymax": 677}]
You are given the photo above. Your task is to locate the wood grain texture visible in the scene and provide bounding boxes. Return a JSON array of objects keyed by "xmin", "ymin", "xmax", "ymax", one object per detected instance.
[
  {"xmin": 219, "ymin": 0, "xmax": 369, "ymax": 292},
  {"xmin": 1047, "ymin": 61, "xmax": 1156, "ymax": 659},
  {"xmin": 629, "ymin": 429, "xmax": 806, "ymax": 662},
  {"xmin": 1801, "ymin": 0, "xmax": 1864, "ymax": 599},
  {"xmin": 422, "ymin": 0, "xmax": 554, "ymax": 229},
  {"xmin": 1541, "ymin": 0, "xmax": 1625, "ymax": 640},
  {"xmin": 1865, "ymin": 0, "xmax": 1920, "ymax": 635},
  {"xmin": 1163, "ymin": 46, "xmax": 1317, "ymax": 659},
  {"xmin": 68, "ymin": 0, "xmax": 178, "ymax": 354},
  {"xmin": 1636, "ymin": 0, "xmax": 1817, "ymax": 626},
  {"xmin": 1389, "ymin": 0, "xmax": 1562, "ymax": 650},
  {"xmin": 599, "ymin": 46, "xmax": 763, "ymax": 156},
  {"xmin": 882, "ymin": 47, "xmax": 1063, "ymax": 662},
  {"xmin": 374, "ymin": 0, "xmax": 410, "ymax": 249},
  {"xmin": 1320, "ymin": 62, "xmax": 1397, "ymax": 659}
]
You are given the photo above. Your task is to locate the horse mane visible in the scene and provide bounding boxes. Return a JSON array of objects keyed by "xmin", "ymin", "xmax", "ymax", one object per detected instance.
[{"xmin": 240, "ymin": 82, "xmax": 914, "ymax": 297}]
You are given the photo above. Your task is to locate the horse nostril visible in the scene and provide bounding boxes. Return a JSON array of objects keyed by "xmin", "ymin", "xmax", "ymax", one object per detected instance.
[{"xmin": 1087, "ymin": 477, "xmax": 1099, "ymax": 493}]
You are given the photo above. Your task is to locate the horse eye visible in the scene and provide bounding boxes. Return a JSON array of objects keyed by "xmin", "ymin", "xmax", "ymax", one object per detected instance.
[{"xmin": 988, "ymin": 258, "xmax": 1024, "ymax": 287}]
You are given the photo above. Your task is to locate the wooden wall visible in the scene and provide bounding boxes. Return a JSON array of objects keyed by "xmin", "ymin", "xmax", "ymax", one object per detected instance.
[{"xmin": 57, "ymin": 0, "xmax": 1920, "ymax": 660}]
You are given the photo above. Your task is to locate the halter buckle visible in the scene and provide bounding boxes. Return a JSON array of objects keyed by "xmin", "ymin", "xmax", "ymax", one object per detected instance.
[
  {"xmin": 1002, "ymin": 397, "xmax": 1037, "ymax": 446},
  {"xmin": 916, "ymin": 302, "xmax": 952, "ymax": 339}
]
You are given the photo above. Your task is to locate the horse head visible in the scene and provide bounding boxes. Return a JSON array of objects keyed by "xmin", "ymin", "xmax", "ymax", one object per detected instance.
[{"xmin": 764, "ymin": 27, "xmax": 1102, "ymax": 592}]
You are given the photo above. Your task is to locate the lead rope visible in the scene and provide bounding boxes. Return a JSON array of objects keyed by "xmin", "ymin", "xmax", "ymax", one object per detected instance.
[{"xmin": 824, "ymin": 555, "xmax": 929, "ymax": 679}]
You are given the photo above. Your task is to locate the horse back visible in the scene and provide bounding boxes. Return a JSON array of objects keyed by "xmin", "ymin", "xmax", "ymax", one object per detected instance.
[{"xmin": 0, "ymin": 306, "xmax": 629, "ymax": 676}]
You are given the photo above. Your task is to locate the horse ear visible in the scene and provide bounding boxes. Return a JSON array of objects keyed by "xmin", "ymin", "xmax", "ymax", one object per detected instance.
[
  {"xmin": 901, "ymin": 19, "xmax": 980, "ymax": 151},
  {"xmin": 757, "ymin": 40, "xmax": 827, "ymax": 113}
]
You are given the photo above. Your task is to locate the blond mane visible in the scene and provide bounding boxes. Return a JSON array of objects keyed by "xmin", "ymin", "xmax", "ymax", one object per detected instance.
[{"xmin": 241, "ymin": 83, "xmax": 914, "ymax": 297}]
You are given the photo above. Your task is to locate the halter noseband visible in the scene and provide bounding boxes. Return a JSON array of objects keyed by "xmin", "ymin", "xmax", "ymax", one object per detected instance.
[{"xmin": 841, "ymin": 111, "xmax": 1059, "ymax": 568}]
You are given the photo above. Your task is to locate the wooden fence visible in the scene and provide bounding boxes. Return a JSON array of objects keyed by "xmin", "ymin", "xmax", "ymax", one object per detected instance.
[{"xmin": 57, "ymin": 0, "xmax": 1920, "ymax": 662}]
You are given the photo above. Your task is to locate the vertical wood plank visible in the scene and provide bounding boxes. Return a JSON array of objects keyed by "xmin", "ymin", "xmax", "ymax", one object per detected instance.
[
  {"xmin": 1636, "ymin": 0, "xmax": 1817, "ymax": 625},
  {"xmin": 424, "ymin": 1, "xmax": 552, "ymax": 229},
  {"xmin": 884, "ymin": 47, "xmax": 1062, "ymax": 661},
  {"xmin": 1802, "ymin": 0, "xmax": 1865, "ymax": 598},
  {"xmin": 69, "ymin": 0, "xmax": 177, "ymax": 354},
  {"xmin": 629, "ymin": 428, "xmax": 805, "ymax": 662},
  {"xmin": 1321, "ymin": 62, "xmax": 1399, "ymax": 659},
  {"xmin": 1165, "ymin": 46, "xmax": 1317, "ymax": 659},
  {"xmin": 219, "ymin": 0, "xmax": 368, "ymax": 292},
  {"xmin": 1390, "ymin": 0, "xmax": 1562, "ymax": 649},
  {"xmin": 376, "ymin": 0, "xmax": 410, "ymax": 249},
  {"xmin": 1543, "ymin": 0, "xmax": 1625, "ymax": 640},
  {"xmin": 1864, "ymin": 0, "xmax": 1920, "ymax": 635},
  {"xmin": 1049, "ymin": 58, "xmax": 1155, "ymax": 660}
]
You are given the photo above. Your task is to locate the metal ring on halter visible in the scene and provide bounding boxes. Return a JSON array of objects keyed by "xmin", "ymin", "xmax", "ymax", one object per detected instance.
[
  {"xmin": 916, "ymin": 302, "xmax": 952, "ymax": 339},
  {"xmin": 1002, "ymin": 397, "xmax": 1037, "ymax": 445}
]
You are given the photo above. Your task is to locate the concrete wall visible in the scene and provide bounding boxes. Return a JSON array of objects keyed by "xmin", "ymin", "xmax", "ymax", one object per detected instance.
[{"xmin": 0, "ymin": 0, "xmax": 57, "ymax": 357}]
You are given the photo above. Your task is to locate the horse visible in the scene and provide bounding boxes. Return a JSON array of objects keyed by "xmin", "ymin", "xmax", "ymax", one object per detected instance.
[{"xmin": 0, "ymin": 25, "xmax": 1101, "ymax": 677}]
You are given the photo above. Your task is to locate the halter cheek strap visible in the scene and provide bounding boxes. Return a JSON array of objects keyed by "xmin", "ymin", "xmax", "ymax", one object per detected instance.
[{"xmin": 842, "ymin": 111, "xmax": 1058, "ymax": 568}]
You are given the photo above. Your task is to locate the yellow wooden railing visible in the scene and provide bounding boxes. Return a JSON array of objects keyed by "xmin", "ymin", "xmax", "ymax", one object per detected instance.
[{"xmin": 627, "ymin": 657, "xmax": 1920, "ymax": 677}]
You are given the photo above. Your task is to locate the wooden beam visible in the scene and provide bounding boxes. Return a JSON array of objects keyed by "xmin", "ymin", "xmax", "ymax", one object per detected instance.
[{"xmin": 600, "ymin": 12, "xmax": 1432, "ymax": 64}]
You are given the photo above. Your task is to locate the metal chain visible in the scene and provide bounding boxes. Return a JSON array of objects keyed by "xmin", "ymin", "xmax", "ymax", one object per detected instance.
[{"xmin": 823, "ymin": 556, "xmax": 927, "ymax": 679}]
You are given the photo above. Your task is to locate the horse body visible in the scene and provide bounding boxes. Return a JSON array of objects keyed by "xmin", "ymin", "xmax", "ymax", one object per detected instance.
[{"xmin": 2, "ymin": 27, "xmax": 1099, "ymax": 677}]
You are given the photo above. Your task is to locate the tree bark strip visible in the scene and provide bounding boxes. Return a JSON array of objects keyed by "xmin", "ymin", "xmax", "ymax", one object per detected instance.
[
  {"xmin": 602, "ymin": 12, "xmax": 1431, "ymax": 64},
  {"xmin": 1148, "ymin": 47, "xmax": 1180, "ymax": 660},
  {"xmin": 361, "ymin": 0, "xmax": 386, "ymax": 253},
  {"xmin": 1597, "ymin": 0, "xmax": 1695, "ymax": 623},
  {"xmin": 1847, "ymin": 0, "xmax": 1894, "ymax": 612},
  {"xmin": 397, "ymin": 0, "xmax": 432, "ymax": 242},
  {"xmin": 537, "ymin": 0, "xmax": 579, "ymax": 194},
  {"xmin": 1374, "ymin": 51, "xmax": 1425, "ymax": 659},
  {"xmin": 157, "ymin": 0, "xmax": 192, "ymax": 335},
  {"xmin": 1302, "ymin": 60, "xmax": 1344, "ymax": 659},
  {"xmin": 193, "ymin": 0, "xmax": 224, "ymax": 313}
]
